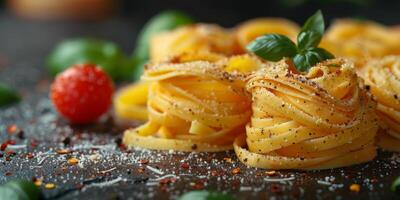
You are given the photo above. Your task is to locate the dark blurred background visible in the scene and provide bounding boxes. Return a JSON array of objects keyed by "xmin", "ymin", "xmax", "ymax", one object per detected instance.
[{"xmin": 0, "ymin": 0, "xmax": 400, "ymax": 87}]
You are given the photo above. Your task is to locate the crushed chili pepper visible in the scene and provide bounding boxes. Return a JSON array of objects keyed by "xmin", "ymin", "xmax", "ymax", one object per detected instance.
[
  {"xmin": 139, "ymin": 159, "xmax": 149, "ymax": 164},
  {"xmin": 1, "ymin": 142, "xmax": 8, "ymax": 151},
  {"xmin": 266, "ymin": 170, "xmax": 277, "ymax": 176},
  {"xmin": 30, "ymin": 139, "xmax": 38, "ymax": 148},
  {"xmin": 56, "ymin": 149, "xmax": 71, "ymax": 155},
  {"xmin": 33, "ymin": 177, "xmax": 43, "ymax": 186},
  {"xmin": 6, "ymin": 150, "xmax": 15, "ymax": 156},
  {"xmin": 6, "ymin": 124, "xmax": 18, "ymax": 134},
  {"xmin": 7, "ymin": 140, "xmax": 16, "ymax": 145},
  {"xmin": 231, "ymin": 167, "xmax": 241, "ymax": 175},
  {"xmin": 211, "ymin": 170, "xmax": 218, "ymax": 176},
  {"xmin": 137, "ymin": 167, "xmax": 145, "ymax": 173},
  {"xmin": 180, "ymin": 163, "xmax": 189, "ymax": 169},
  {"xmin": 223, "ymin": 157, "xmax": 232, "ymax": 163},
  {"xmin": 350, "ymin": 183, "xmax": 360, "ymax": 192},
  {"xmin": 26, "ymin": 153, "xmax": 34, "ymax": 159},
  {"xmin": 4, "ymin": 171, "xmax": 12, "ymax": 176},
  {"xmin": 67, "ymin": 157, "xmax": 79, "ymax": 165}
]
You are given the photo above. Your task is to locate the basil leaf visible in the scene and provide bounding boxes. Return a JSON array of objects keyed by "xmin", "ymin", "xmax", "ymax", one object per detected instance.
[
  {"xmin": 132, "ymin": 10, "xmax": 194, "ymax": 80},
  {"xmin": 293, "ymin": 47, "xmax": 334, "ymax": 72},
  {"xmin": 178, "ymin": 191, "xmax": 236, "ymax": 200},
  {"xmin": 392, "ymin": 176, "xmax": 400, "ymax": 194},
  {"xmin": 0, "ymin": 180, "xmax": 42, "ymax": 200},
  {"xmin": 246, "ymin": 34, "xmax": 297, "ymax": 62},
  {"xmin": 47, "ymin": 38, "xmax": 128, "ymax": 81},
  {"xmin": 297, "ymin": 10, "xmax": 324, "ymax": 50},
  {"xmin": 0, "ymin": 84, "xmax": 21, "ymax": 107}
]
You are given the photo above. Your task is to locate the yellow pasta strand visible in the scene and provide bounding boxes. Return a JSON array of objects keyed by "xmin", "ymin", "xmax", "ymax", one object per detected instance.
[
  {"xmin": 150, "ymin": 24, "xmax": 240, "ymax": 63},
  {"xmin": 114, "ymin": 81, "xmax": 149, "ymax": 122},
  {"xmin": 235, "ymin": 18, "xmax": 299, "ymax": 52},
  {"xmin": 123, "ymin": 59, "xmax": 255, "ymax": 152},
  {"xmin": 360, "ymin": 56, "xmax": 400, "ymax": 151},
  {"xmin": 234, "ymin": 59, "xmax": 378, "ymax": 170}
]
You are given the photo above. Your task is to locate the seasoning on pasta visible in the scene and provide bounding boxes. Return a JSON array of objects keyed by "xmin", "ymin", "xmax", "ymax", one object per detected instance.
[
  {"xmin": 234, "ymin": 59, "xmax": 378, "ymax": 170},
  {"xmin": 123, "ymin": 58, "xmax": 255, "ymax": 152}
]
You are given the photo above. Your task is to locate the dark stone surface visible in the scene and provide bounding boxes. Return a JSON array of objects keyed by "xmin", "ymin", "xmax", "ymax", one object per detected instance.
[{"xmin": 0, "ymin": 13, "xmax": 399, "ymax": 200}]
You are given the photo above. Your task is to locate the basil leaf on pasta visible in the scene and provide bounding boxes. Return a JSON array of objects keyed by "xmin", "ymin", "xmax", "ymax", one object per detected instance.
[
  {"xmin": 293, "ymin": 47, "xmax": 334, "ymax": 72},
  {"xmin": 297, "ymin": 10, "xmax": 324, "ymax": 50},
  {"xmin": 246, "ymin": 34, "xmax": 297, "ymax": 62}
]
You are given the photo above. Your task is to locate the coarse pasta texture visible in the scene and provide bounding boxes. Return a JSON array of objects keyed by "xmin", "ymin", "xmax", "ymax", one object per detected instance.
[
  {"xmin": 234, "ymin": 59, "xmax": 379, "ymax": 170},
  {"xmin": 123, "ymin": 57, "xmax": 262, "ymax": 152},
  {"xmin": 235, "ymin": 18, "xmax": 299, "ymax": 52},
  {"xmin": 321, "ymin": 19, "xmax": 400, "ymax": 65},
  {"xmin": 150, "ymin": 24, "xmax": 240, "ymax": 63},
  {"xmin": 360, "ymin": 56, "xmax": 400, "ymax": 151}
]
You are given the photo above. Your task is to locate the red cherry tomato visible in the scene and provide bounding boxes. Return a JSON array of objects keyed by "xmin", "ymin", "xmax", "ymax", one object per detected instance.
[{"xmin": 50, "ymin": 64, "xmax": 114, "ymax": 124}]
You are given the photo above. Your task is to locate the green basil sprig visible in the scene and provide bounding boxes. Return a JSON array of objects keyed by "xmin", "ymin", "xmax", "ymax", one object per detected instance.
[
  {"xmin": 0, "ymin": 180, "xmax": 42, "ymax": 200},
  {"xmin": 0, "ymin": 84, "xmax": 21, "ymax": 107},
  {"xmin": 47, "ymin": 38, "xmax": 131, "ymax": 81},
  {"xmin": 392, "ymin": 176, "xmax": 400, "ymax": 194},
  {"xmin": 178, "ymin": 191, "xmax": 236, "ymax": 200},
  {"xmin": 246, "ymin": 10, "xmax": 334, "ymax": 72}
]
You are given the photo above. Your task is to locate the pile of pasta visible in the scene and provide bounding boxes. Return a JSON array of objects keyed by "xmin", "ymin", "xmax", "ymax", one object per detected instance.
[
  {"xmin": 115, "ymin": 17, "xmax": 400, "ymax": 170},
  {"xmin": 321, "ymin": 19, "xmax": 400, "ymax": 67},
  {"xmin": 234, "ymin": 59, "xmax": 378, "ymax": 169},
  {"xmin": 123, "ymin": 55, "xmax": 264, "ymax": 152},
  {"xmin": 360, "ymin": 56, "xmax": 400, "ymax": 152}
]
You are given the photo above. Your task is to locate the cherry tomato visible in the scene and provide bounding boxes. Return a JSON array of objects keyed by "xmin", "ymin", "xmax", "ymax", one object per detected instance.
[{"xmin": 50, "ymin": 64, "xmax": 114, "ymax": 124}]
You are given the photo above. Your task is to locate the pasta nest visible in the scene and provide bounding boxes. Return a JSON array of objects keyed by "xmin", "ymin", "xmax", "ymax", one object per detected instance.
[
  {"xmin": 123, "ymin": 56, "xmax": 265, "ymax": 151},
  {"xmin": 321, "ymin": 19, "xmax": 400, "ymax": 65},
  {"xmin": 361, "ymin": 56, "xmax": 400, "ymax": 151},
  {"xmin": 150, "ymin": 23, "xmax": 240, "ymax": 63},
  {"xmin": 234, "ymin": 59, "xmax": 379, "ymax": 170}
]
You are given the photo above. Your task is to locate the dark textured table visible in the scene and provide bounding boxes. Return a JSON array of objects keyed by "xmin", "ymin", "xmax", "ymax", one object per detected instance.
[{"xmin": 0, "ymin": 13, "xmax": 400, "ymax": 200}]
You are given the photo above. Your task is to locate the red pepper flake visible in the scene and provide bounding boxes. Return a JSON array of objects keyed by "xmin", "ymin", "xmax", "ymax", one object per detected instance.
[
  {"xmin": 30, "ymin": 139, "xmax": 38, "ymax": 148},
  {"xmin": 32, "ymin": 177, "xmax": 43, "ymax": 186},
  {"xmin": 231, "ymin": 167, "xmax": 241, "ymax": 175},
  {"xmin": 119, "ymin": 144, "xmax": 127, "ymax": 151},
  {"xmin": 7, "ymin": 124, "xmax": 18, "ymax": 134},
  {"xmin": 159, "ymin": 178, "xmax": 176, "ymax": 185},
  {"xmin": 6, "ymin": 150, "xmax": 15, "ymax": 156},
  {"xmin": 350, "ymin": 183, "xmax": 360, "ymax": 192},
  {"xmin": 26, "ymin": 153, "xmax": 34, "ymax": 159},
  {"xmin": 265, "ymin": 170, "xmax": 277, "ymax": 176},
  {"xmin": 4, "ymin": 171, "xmax": 12, "ymax": 176},
  {"xmin": 56, "ymin": 149, "xmax": 71, "ymax": 155},
  {"xmin": 67, "ymin": 157, "xmax": 79, "ymax": 165},
  {"xmin": 139, "ymin": 159, "xmax": 149, "ymax": 164},
  {"xmin": 5, "ymin": 157, "xmax": 11, "ymax": 161},
  {"xmin": 223, "ymin": 157, "xmax": 232, "ymax": 163},
  {"xmin": 271, "ymin": 184, "xmax": 282, "ymax": 193},
  {"xmin": 190, "ymin": 181, "xmax": 204, "ymax": 190},
  {"xmin": 211, "ymin": 170, "xmax": 218, "ymax": 176},
  {"xmin": 137, "ymin": 167, "xmax": 145, "ymax": 173},
  {"xmin": 1, "ymin": 142, "xmax": 8, "ymax": 151},
  {"xmin": 7, "ymin": 140, "xmax": 16, "ymax": 145},
  {"xmin": 180, "ymin": 163, "xmax": 189, "ymax": 169}
]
